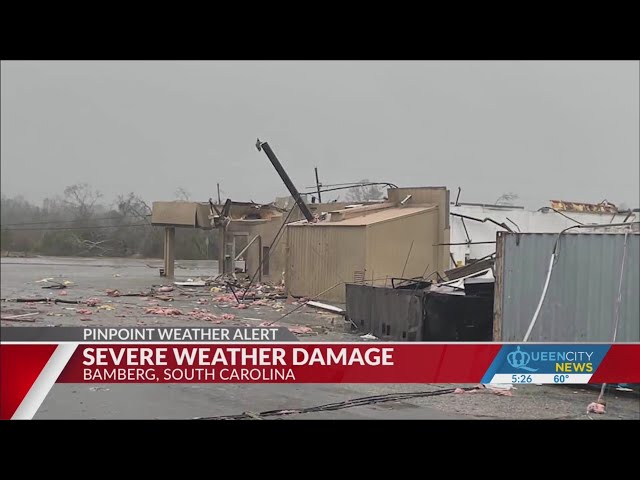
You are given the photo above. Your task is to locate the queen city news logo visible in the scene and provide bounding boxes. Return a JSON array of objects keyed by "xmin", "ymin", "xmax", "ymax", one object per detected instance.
[{"xmin": 506, "ymin": 346, "xmax": 594, "ymax": 373}]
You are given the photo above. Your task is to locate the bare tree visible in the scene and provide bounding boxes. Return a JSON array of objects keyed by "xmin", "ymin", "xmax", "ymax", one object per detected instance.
[
  {"xmin": 345, "ymin": 179, "xmax": 384, "ymax": 203},
  {"xmin": 174, "ymin": 187, "xmax": 191, "ymax": 201},
  {"xmin": 116, "ymin": 193, "xmax": 152, "ymax": 223},
  {"xmin": 63, "ymin": 183, "xmax": 103, "ymax": 221}
]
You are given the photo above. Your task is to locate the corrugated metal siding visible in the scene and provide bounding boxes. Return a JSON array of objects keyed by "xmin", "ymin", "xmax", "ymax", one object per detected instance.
[
  {"xmin": 366, "ymin": 209, "xmax": 437, "ymax": 284},
  {"xmin": 287, "ymin": 225, "xmax": 365, "ymax": 303},
  {"xmin": 498, "ymin": 232, "xmax": 640, "ymax": 342}
]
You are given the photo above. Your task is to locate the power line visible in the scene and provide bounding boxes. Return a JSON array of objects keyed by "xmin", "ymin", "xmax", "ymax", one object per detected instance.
[
  {"xmin": 0, "ymin": 215, "xmax": 151, "ymax": 227},
  {"xmin": 2, "ymin": 223, "xmax": 151, "ymax": 232}
]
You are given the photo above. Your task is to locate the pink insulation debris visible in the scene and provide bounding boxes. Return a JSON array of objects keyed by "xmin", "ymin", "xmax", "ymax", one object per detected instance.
[
  {"xmin": 213, "ymin": 294, "xmax": 236, "ymax": 303},
  {"xmin": 158, "ymin": 286, "xmax": 174, "ymax": 292},
  {"xmin": 587, "ymin": 402, "xmax": 606, "ymax": 414},
  {"xmin": 287, "ymin": 325, "xmax": 313, "ymax": 334},
  {"xmin": 145, "ymin": 307, "xmax": 182, "ymax": 315},
  {"xmin": 85, "ymin": 298, "xmax": 101, "ymax": 307},
  {"xmin": 235, "ymin": 304, "xmax": 249, "ymax": 310},
  {"xmin": 58, "ymin": 290, "xmax": 68, "ymax": 296},
  {"xmin": 106, "ymin": 289, "xmax": 120, "ymax": 297},
  {"xmin": 187, "ymin": 310, "xmax": 223, "ymax": 323},
  {"xmin": 252, "ymin": 300, "xmax": 270, "ymax": 306},
  {"xmin": 76, "ymin": 309, "xmax": 93, "ymax": 315},
  {"xmin": 221, "ymin": 313, "xmax": 235, "ymax": 320}
]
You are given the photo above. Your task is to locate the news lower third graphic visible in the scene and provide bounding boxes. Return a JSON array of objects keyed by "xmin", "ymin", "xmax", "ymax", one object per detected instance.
[
  {"xmin": 480, "ymin": 344, "xmax": 612, "ymax": 385},
  {"xmin": 1, "ymin": 327, "xmax": 639, "ymax": 420}
]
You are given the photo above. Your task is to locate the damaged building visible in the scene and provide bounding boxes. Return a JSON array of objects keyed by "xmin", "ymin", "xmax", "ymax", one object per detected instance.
[{"xmin": 285, "ymin": 187, "xmax": 451, "ymax": 303}]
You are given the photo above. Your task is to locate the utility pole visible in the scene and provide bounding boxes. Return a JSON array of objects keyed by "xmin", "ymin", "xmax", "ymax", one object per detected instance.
[
  {"xmin": 314, "ymin": 167, "xmax": 322, "ymax": 203},
  {"xmin": 217, "ymin": 183, "xmax": 221, "ymax": 205}
]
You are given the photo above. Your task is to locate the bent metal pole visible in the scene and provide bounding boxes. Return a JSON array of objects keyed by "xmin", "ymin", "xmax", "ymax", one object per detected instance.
[{"xmin": 256, "ymin": 139, "xmax": 314, "ymax": 223}]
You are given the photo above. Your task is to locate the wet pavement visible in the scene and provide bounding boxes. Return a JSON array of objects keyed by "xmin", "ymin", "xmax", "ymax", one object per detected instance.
[{"xmin": 2, "ymin": 256, "xmax": 639, "ymax": 420}]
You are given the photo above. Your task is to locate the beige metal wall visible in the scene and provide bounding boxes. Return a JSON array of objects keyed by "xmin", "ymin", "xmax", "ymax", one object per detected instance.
[
  {"xmin": 365, "ymin": 208, "xmax": 438, "ymax": 286},
  {"xmin": 387, "ymin": 187, "xmax": 450, "ymax": 272},
  {"xmin": 286, "ymin": 226, "xmax": 366, "ymax": 303}
]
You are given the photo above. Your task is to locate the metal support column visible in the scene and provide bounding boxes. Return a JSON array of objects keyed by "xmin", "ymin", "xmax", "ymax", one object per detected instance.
[{"xmin": 163, "ymin": 227, "xmax": 175, "ymax": 278}]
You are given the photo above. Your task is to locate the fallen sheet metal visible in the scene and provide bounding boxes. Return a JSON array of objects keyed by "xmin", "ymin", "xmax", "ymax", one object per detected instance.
[
  {"xmin": 306, "ymin": 301, "xmax": 345, "ymax": 315},
  {"xmin": 174, "ymin": 281, "xmax": 207, "ymax": 287}
]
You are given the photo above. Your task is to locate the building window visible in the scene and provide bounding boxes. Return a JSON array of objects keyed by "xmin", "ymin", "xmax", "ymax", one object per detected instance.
[{"xmin": 262, "ymin": 246, "xmax": 270, "ymax": 276}]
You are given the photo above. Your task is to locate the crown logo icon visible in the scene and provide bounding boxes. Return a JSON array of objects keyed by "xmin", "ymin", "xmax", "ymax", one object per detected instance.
[{"xmin": 507, "ymin": 346, "xmax": 538, "ymax": 372}]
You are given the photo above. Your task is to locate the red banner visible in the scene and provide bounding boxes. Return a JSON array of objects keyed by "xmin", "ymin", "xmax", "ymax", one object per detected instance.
[{"xmin": 57, "ymin": 344, "xmax": 503, "ymax": 383}]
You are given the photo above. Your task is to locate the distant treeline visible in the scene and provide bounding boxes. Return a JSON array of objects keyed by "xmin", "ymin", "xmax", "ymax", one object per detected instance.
[{"xmin": 0, "ymin": 184, "xmax": 217, "ymax": 259}]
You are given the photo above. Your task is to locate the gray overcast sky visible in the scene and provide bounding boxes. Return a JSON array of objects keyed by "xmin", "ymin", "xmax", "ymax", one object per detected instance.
[{"xmin": 1, "ymin": 61, "xmax": 638, "ymax": 209}]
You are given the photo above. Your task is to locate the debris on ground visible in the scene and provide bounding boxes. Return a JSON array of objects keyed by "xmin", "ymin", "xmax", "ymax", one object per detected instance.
[
  {"xmin": 587, "ymin": 402, "xmax": 606, "ymax": 414},
  {"xmin": 174, "ymin": 280, "xmax": 206, "ymax": 287},
  {"xmin": 145, "ymin": 307, "xmax": 182, "ymax": 315},
  {"xmin": 106, "ymin": 289, "xmax": 120, "ymax": 297},
  {"xmin": 360, "ymin": 333, "xmax": 378, "ymax": 340},
  {"xmin": 306, "ymin": 301, "xmax": 345, "ymax": 315},
  {"xmin": 153, "ymin": 295, "xmax": 173, "ymax": 302},
  {"xmin": 213, "ymin": 294, "xmax": 237, "ymax": 303},
  {"xmin": 221, "ymin": 313, "xmax": 236, "ymax": 320},
  {"xmin": 258, "ymin": 321, "xmax": 315, "ymax": 335},
  {"xmin": 80, "ymin": 317, "xmax": 92, "ymax": 321},
  {"xmin": 158, "ymin": 286, "xmax": 174, "ymax": 292},
  {"xmin": 455, "ymin": 384, "xmax": 514, "ymax": 396},
  {"xmin": 75, "ymin": 309, "xmax": 93, "ymax": 315},
  {"xmin": 97, "ymin": 304, "xmax": 115, "ymax": 311},
  {"xmin": 187, "ymin": 309, "xmax": 224, "ymax": 323},
  {"xmin": 251, "ymin": 299, "xmax": 271, "ymax": 306},
  {"xmin": 85, "ymin": 298, "xmax": 101, "ymax": 306},
  {"xmin": 287, "ymin": 325, "xmax": 314, "ymax": 334},
  {"xmin": 0, "ymin": 312, "xmax": 38, "ymax": 322},
  {"xmin": 58, "ymin": 290, "xmax": 68, "ymax": 296},
  {"xmin": 235, "ymin": 304, "xmax": 249, "ymax": 309}
]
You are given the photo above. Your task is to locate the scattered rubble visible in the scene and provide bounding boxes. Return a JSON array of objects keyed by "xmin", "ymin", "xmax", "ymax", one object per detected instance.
[
  {"xmin": 145, "ymin": 307, "xmax": 182, "ymax": 315},
  {"xmin": 75, "ymin": 309, "xmax": 93, "ymax": 315},
  {"xmin": 306, "ymin": 301, "xmax": 345, "ymax": 315},
  {"xmin": 258, "ymin": 321, "xmax": 315, "ymax": 335},
  {"xmin": 187, "ymin": 309, "xmax": 224, "ymax": 323},
  {"xmin": 454, "ymin": 384, "xmax": 514, "ymax": 396},
  {"xmin": 1, "ymin": 312, "xmax": 38, "ymax": 322},
  {"xmin": 587, "ymin": 402, "xmax": 606, "ymax": 414},
  {"xmin": 360, "ymin": 333, "xmax": 378, "ymax": 340}
]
